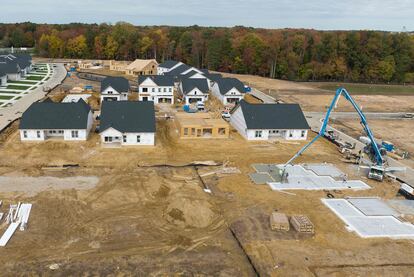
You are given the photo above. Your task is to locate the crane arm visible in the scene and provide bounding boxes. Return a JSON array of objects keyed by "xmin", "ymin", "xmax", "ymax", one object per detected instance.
[{"xmin": 285, "ymin": 87, "xmax": 384, "ymax": 166}]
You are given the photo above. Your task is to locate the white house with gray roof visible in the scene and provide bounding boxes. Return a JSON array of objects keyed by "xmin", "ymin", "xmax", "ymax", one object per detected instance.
[
  {"xmin": 99, "ymin": 101, "xmax": 156, "ymax": 146},
  {"xmin": 157, "ymin": 60, "xmax": 183, "ymax": 75},
  {"xmin": 211, "ymin": 78, "xmax": 245, "ymax": 105},
  {"xmin": 230, "ymin": 100, "xmax": 310, "ymax": 141},
  {"xmin": 19, "ymin": 99, "xmax": 93, "ymax": 141},
  {"xmin": 179, "ymin": 78, "xmax": 210, "ymax": 105},
  {"xmin": 138, "ymin": 75, "xmax": 175, "ymax": 104},
  {"xmin": 100, "ymin": 76, "xmax": 130, "ymax": 102}
]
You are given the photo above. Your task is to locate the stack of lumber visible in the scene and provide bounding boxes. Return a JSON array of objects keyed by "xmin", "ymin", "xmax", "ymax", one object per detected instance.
[
  {"xmin": 290, "ymin": 215, "xmax": 314, "ymax": 234},
  {"xmin": 270, "ymin": 212, "xmax": 290, "ymax": 231}
]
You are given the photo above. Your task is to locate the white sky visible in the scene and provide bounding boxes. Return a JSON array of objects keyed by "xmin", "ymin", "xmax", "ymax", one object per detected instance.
[{"xmin": 2, "ymin": 0, "xmax": 413, "ymax": 31}]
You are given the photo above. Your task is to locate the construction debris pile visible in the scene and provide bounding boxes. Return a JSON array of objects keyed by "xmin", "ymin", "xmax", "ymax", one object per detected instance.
[{"xmin": 0, "ymin": 201, "xmax": 32, "ymax": 247}]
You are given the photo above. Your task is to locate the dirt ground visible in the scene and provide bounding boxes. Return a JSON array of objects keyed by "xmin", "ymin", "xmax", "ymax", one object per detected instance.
[
  {"xmin": 220, "ymin": 72, "xmax": 414, "ymax": 113},
  {"xmin": 0, "ymin": 117, "xmax": 413, "ymax": 276}
]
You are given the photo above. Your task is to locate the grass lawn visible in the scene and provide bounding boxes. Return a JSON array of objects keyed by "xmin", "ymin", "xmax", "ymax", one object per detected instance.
[
  {"xmin": 7, "ymin": 85, "xmax": 29, "ymax": 90},
  {"xmin": 26, "ymin": 75, "xmax": 44, "ymax": 81},
  {"xmin": 30, "ymin": 87, "xmax": 37, "ymax": 90},
  {"xmin": 0, "ymin": 90, "xmax": 22, "ymax": 94},
  {"xmin": 317, "ymin": 83, "xmax": 414, "ymax": 95},
  {"xmin": 8, "ymin": 80, "xmax": 38, "ymax": 85},
  {"xmin": 0, "ymin": 95, "xmax": 14, "ymax": 100}
]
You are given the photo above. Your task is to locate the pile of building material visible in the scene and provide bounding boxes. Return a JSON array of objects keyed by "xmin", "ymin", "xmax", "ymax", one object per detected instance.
[
  {"xmin": 0, "ymin": 202, "xmax": 32, "ymax": 247},
  {"xmin": 270, "ymin": 212, "xmax": 290, "ymax": 231},
  {"xmin": 290, "ymin": 215, "xmax": 315, "ymax": 234},
  {"xmin": 322, "ymin": 198, "xmax": 414, "ymax": 239}
]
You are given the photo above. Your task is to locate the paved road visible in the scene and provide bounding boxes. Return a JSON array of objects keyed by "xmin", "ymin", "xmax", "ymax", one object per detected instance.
[
  {"xmin": 251, "ymin": 87, "xmax": 414, "ymax": 187},
  {"xmin": 305, "ymin": 111, "xmax": 412, "ymax": 120},
  {"xmin": 0, "ymin": 63, "xmax": 67, "ymax": 132}
]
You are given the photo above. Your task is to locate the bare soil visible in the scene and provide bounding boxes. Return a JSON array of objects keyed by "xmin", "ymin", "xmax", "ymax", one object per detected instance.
[{"xmin": 0, "ymin": 118, "xmax": 412, "ymax": 276}]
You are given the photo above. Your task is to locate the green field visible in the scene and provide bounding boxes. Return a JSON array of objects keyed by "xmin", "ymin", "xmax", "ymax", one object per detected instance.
[
  {"xmin": 317, "ymin": 83, "xmax": 414, "ymax": 95},
  {"xmin": 8, "ymin": 80, "xmax": 38, "ymax": 85},
  {"xmin": 0, "ymin": 95, "xmax": 14, "ymax": 100},
  {"xmin": 0, "ymin": 90, "xmax": 22, "ymax": 94},
  {"xmin": 26, "ymin": 75, "xmax": 44, "ymax": 81},
  {"xmin": 6, "ymin": 85, "xmax": 29, "ymax": 90}
]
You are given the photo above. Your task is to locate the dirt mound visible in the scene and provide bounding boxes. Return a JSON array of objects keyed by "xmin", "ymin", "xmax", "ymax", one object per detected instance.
[{"xmin": 165, "ymin": 198, "xmax": 217, "ymax": 228}]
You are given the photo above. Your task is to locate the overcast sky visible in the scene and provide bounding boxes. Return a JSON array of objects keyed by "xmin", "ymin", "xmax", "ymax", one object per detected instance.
[{"xmin": 2, "ymin": 0, "xmax": 413, "ymax": 31}]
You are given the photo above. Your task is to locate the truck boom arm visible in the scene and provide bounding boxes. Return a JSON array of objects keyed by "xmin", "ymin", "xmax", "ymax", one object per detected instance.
[{"xmin": 285, "ymin": 87, "xmax": 384, "ymax": 166}]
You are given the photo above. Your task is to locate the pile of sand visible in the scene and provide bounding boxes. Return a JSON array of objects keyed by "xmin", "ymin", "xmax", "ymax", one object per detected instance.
[{"xmin": 165, "ymin": 198, "xmax": 217, "ymax": 228}]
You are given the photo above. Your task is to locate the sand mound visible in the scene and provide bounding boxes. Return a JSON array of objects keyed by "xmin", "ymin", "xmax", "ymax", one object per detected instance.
[{"xmin": 165, "ymin": 198, "xmax": 217, "ymax": 228}]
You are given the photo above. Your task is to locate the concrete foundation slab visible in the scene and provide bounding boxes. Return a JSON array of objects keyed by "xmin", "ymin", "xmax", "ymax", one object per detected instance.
[
  {"xmin": 387, "ymin": 200, "xmax": 414, "ymax": 215},
  {"xmin": 267, "ymin": 165, "xmax": 370, "ymax": 191},
  {"xmin": 322, "ymin": 198, "xmax": 414, "ymax": 239},
  {"xmin": 303, "ymin": 163, "xmax": 345, "ymax": 178},
  {"xmin": 249, "ymin": 173, "xmax": 273, "ymax": 185},
  {"xmin": 348, "ymin": 198, "xmax": 399, "ymax": 216}
]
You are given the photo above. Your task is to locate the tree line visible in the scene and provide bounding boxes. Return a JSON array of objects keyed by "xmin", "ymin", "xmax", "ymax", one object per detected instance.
[{"xmin": 1, "ymin": 22, "xmax": 414, "ymax": 83}]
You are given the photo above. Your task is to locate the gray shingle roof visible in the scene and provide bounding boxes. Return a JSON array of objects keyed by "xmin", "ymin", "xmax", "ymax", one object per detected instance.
[
  {"xmin": 181, "ymin": 79, "xmax": 209, "ymax": 95},
  {"xmin": 165, "ymin": 64, "xmax": 191, "ymax": 76},
  {"xmin": 204, "ymin": 73, "xmax": 222, "ymax": 82},
  {"xmin": 138, "ymin": 75, "xmax": 174, "ymax": 86},
  {"xmin": 237, "ymin": 100, "xmax": 310, "ymax": 130},
  {"xmin": 159, "ymin": 60, "xmax": 180, "ymax": 69},
  {"xmin": 100, "ymin": 101, "xmax": 155, "ymax": 133},
  {"xmin": 216, "ymin": 78, "xmax": 245, "ymax": 95},
  {"xmin": 19, "ymin": 99, "xmax": 91, "ymax": 130},
  {"xmin": 101, "ymin": 76, "xmax": 130, "ymax": 93},
  {"xmin": 0, "ymin": 58, "xmax": 21, "ymax": 74}
]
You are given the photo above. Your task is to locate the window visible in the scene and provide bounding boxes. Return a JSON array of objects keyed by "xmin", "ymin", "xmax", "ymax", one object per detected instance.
[
  {"xmin": 289, "ymin": 132, "xmax": 293, "ymax": 138},
  {"xmin": 71, "ymin": 130, "xmax": 79, "ymax": 138},
  {"xmin": 123, "ymin": 135, "xmax": 127, "ymax": 143},
  {"xmin": 152, "ymin": 88, "xmax": 155, "ymax": 92},
  {"xmin": 23, "ymin": 131, "xmax": 27, "ymax": 138},
  {"xmin": 105, "ymin": 136, "xmax": 112, "ymax": 142},
  {"xmin": 58, "ymin": 130, "xmax": 63, "ymax": 134},
  {"xmin": 108, "ymin": 91, "xmax": 113, "ymax": 94},
  {"xmin": 142, "ymin": 88, "xmax": 148, "ymax": 92},
  {"xmin": 169, "ymin": 88, "xmax": 172, "ymax": 92},
  {"xmin": 301, "ymin": 130, "xmax": 306, "ymax": 137},
  {"xmin": 163, "ymin": 88, "xmax": 167, "ymax": 92},
  {"xmin": 158, "ymin": 88, "xmax": 161, "ymax": 92},
  {"xmin": 36, "ymin": 130, "xmax": 41, "ymax": 138},
  {"xmin": 136, "ymin": 135, "xmax": 141, "ymax": 143},
  {"xmin": 184, "ymin": 128, "xmax": 189, "ymax": 136},
  {"xmin": 255, "ymin": 130, "xmax": 262, "ymax": 138}
]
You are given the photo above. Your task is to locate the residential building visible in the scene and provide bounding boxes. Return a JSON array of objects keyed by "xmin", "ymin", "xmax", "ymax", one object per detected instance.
[
  {"xmin": 230, "ymin": 100, "xmax": 310, "ymax": 141},
  {"xmin": 158, "ymin": 60, "xmax": 183, "ymax": 75},
  {"xmin": 100, "ymin": 76, "xmax": 130, "ymax": 102},
  {"xmin": 125, "ymin": 59, "xmax": 158, "ymax": 76},
  {"xmin": 19, "ymin": 99, "xmax": 93, "ymax": 141},
  {"xmin": 176, "ymin": 112, "xmax": 229, "ymax": 139},
  {"xmin": 0, "ymin": 56, "xmax": 22, "ymax": 81},
  {"xmin": 180, "ymin": 79, "xmax": 210, "ymax": 105},
  {"xmin": 100, "ymin": 101, "xmax": 156, "ymax": 146},
  {"xmin": 109, "ymin": 60, "xmax": 130, "ymax": 72},
  {"xmin": 211, "ymin": 78, "xmax": 245, "ymax": 105},
  {"xmin": 0, "ymin": 70, "xmax": 7, "ymax": 86},
  {"xmin": 138, "ymin": 75, "xmax": 175, "ymax": 104}
]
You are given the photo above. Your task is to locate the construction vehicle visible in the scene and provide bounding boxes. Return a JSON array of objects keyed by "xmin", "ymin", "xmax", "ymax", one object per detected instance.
[{"xmin": 283, "ymin": 87, "xmax": 386, "ymax": 182}]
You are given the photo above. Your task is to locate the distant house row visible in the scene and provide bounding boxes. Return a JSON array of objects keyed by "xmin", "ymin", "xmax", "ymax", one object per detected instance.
[
  {"xmin": 158, "ymin": 60, "xmax": 246, "ymax": 105},
  {"xmin": 0, "ymin": 54, "xmax": 32, "ymax": 86},
  {"xmin": 20, "ymin": 99, "xmax": 156, "ymax": 146}
]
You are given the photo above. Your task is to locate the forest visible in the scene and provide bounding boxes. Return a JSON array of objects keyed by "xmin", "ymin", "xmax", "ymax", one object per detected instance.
[{"xmin": 1, "ymin": 22, "xmax": 414, "ymax": 83}]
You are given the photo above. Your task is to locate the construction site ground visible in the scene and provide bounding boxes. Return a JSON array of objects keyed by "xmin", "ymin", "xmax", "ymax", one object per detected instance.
[
  {"xmin": 2, "ymin": 62, "xmax": 412, "ymax": 275},
  {"xmin": 0, "ymin": 117, "xmax": 413, "ymax": 276}
]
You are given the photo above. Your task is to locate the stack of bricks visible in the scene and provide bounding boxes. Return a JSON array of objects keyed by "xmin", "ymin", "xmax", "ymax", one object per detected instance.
[{"xmin": 290, "ymin": 215, "xmax": 314, "ymax": 234}]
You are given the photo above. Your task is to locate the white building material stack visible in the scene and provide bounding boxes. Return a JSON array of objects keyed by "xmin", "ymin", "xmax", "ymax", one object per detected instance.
[{"xmin": 0, "ymin": 202, "xmax": 33, "ymax": 247}]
